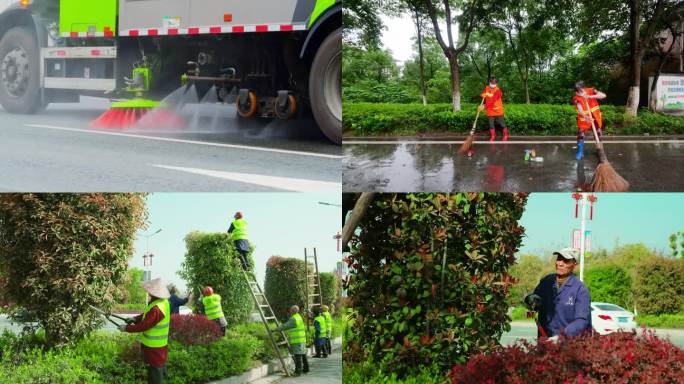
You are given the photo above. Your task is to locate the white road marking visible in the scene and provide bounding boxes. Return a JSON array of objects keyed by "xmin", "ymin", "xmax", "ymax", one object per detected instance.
[
  {"xmin": 152, "ymin": 164, "xmax": 341, "ymax": 192},
  {"xmin": 343, "ymin": 140, "xmax": 684, "ymax": 145},
  {"xmin": 24, "ymin": 124, "xmax": 343, "ymax": 159}
]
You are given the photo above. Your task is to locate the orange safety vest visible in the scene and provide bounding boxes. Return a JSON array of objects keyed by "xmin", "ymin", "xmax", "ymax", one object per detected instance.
[
  {"xmin": 573, "ymin": 92, "xmax": 600, "ymax": 132},
  {"xmin": 480, "ymin": 86, "xmax": 504, "ymax": 117},
  {"xmin": 584, "ymin": 88, "xmax": 603, "ymax": 127}
]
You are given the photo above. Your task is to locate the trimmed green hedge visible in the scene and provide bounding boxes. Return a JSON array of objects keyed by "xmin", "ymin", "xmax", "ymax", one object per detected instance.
[
  {"xmin": 0, "ymin": 331, "xmax": 261, "ymax": 384},
  {"xmin": 264, "ymin": 256, "xmax": 307, "ymax": 322},
  {"xmin": 343, "ymin": 103, "xmax": 684, "ymax": 136},
  {"xmin": 319, "ymin": 272, "xmax": 340, "ymax": 314},
  {"xmin": 636, "ymin": 312, "xmax": 684, "ymax": 329}
]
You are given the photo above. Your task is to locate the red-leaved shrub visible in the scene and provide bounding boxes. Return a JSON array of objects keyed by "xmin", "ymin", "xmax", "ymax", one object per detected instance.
[
  {"xmin": 169, "ymin": 314, "xmax": 223, "ymax": 345},
  {"xmin": 450, "ymin": 330, "xmax": 684, "ymax": 384}
]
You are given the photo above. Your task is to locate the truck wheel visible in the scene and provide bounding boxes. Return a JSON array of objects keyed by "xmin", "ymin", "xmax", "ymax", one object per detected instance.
[
  {"xmin": 309, "ymin": 28, "xmax": 341, "ymax": 145},
  {"xmin": 0, "ymin": 27, "xmax": 41, "ymax": 114}
]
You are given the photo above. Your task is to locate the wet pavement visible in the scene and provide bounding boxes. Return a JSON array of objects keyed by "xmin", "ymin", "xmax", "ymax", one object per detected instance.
[{"xmin": 343, "ymin": 140, "xmax": 684, "ymax": 192}]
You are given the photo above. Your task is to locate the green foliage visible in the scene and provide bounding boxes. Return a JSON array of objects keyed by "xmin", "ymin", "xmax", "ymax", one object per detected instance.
[
  {"xmin": 669, "ymin": 232, "xmax": 684, "ymax": 259},
  {"xmin": 636, "ymin": 312, "xmax": 684, "ymax": 329},
  {"xmin": 634, "ymin": 257, "xmax": 684, "ymax": 315},
  {"xmin": 120, "ymin": 268, "xmax": 147, "ymax": 305},
  {"xmin": 319, "ymin": 272, "xmax": 340, "ymax": 313},
  {"xmin": 0, "ymin": 193, "xmax": 148, "ymax": 348},
  {"xmin": 343, "ymin": 102, "xmax": 684, "ymax": 136},
  {"xmin": 0, "ymin": 331, "xmax": 262, "ymax": 384},
  {"xmin": 344, "ymin": 193, "xmax": 528, "ymax": 375},
  {"xmin": 509, "ymin": 254, "xmax": 552, "ymax": 305},
  {"xmin": 344, "ymin": 360, "xmax": 448, "ymax": 384},
  {"xmin": 584, "ymin": 265, "xmax": 632, "ymax": 310},
  {"xmin": 264, "ymin": 256, "xmax": 306, "ymax": 321},
  {"xmin": 509, "ymin": 306, "xmax": 533, "ymax": 322},
  {"xmin": 178, "ymin": 232, "xmax": 253, "ymax": 326}
]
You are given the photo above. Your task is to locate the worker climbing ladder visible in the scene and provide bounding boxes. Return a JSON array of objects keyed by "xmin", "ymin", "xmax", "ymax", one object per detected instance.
[
  {"xmin": 304, "ymin": 247, "xmax": 323, "ymax": 355},
  {"xmin": 241, "ymin": 268, "xmax": 292, "ymax": 377}
]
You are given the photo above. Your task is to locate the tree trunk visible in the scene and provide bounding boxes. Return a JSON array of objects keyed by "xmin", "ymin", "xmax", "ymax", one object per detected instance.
[
  {"xmin": 448, "ymin": 55, "xmax": 461, "ymax": 111},
  {"xmin": 415, "ymin": 11, "xmax": 428, "ymax": 106},
  {"xmin": 341, "ymin": 192, "xmax": 376, "ymax": 248},
  {"xmin": 524, "ymin": 75, "xmax": 530, "ymax": 104},
  {"xmin": 625, "ymin": 52, "xmax": 643, "ymax": 117}
]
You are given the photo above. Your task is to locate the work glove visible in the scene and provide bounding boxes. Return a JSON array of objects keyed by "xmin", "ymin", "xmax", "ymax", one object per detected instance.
[
  {"xmin": 524, "ymin": 293, "xmax": 542, "ymax": 311},
  {"xmin": 547, "ymin": 335, "xmax": 559, "ymax": 343},
  {"xmin": 117, "ymin": 323, "xmax": 128, "ymax": 332},
  {"xmin": 477, "ymin": 105, "xmax": 485, "ymax": 112}
]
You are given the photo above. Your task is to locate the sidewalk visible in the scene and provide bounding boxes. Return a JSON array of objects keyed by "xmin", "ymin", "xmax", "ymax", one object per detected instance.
[{"xmin": 248, "ymin": 339, "xmax": 342, "ymax": 384}]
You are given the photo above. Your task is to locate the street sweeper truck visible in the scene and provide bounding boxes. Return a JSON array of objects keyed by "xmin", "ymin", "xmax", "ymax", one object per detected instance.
[{"xmin": 0, "ymin": 0, "xmax": 341, "ymax": 143}]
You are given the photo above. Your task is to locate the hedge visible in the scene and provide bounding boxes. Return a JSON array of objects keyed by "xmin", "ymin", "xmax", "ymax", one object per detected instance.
[
  {"xmin": 344, "ymin": 193, "xmax": 528, "ymax": 376},
  {"xmin": 264, "ymin": 256, "xmax": 307, "ymax": 322},
  {"xmin": 343, "ymin": 102, "xmax": 684, "ymax": 136},
  {"xmin": 450, "ymin": 331, "xmax": 684, "ymax": 383},
  {"xmin": 319, "ymin": 272, "xmax": 340, "ymax": 314},
  {"xmin": 178, "ymin": 232, "xmax": 254, "ymax": 326},
  {"xmin": 0, "ymin": 330, "xmax": 262, "ymax": 384},
  {"xmin": 636, "ymin": 312, "xmax": 684, "ymax": 329},
  {"xmin": 635, "ymin": 257, "xmax": 684, "ymax": 315}
]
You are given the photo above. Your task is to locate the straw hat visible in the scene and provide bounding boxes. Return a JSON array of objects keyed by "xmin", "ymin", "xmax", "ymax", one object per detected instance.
[{"xmin": 141, "ymin": 278, "xmax": 170, "ymax": 299}]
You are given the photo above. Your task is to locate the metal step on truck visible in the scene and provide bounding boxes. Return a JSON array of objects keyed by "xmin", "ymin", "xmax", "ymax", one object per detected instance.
[{"xmin": 0, "ymin": 0, "xmax": 341, "ymax": 144}]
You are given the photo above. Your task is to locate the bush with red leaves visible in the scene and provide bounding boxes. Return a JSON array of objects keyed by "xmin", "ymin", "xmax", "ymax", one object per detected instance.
[
  {"xmin": 450, "ymin": 330, "xmax": 684, "ymax": 384},
  {"xmin": 169, "ymin": 314, "xmax": 223, "ymax": 345}
]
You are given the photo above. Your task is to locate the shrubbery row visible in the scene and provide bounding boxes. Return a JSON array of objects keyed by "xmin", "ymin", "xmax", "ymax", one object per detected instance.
[{"xmin": 343, "ymin": 103, "xmax": 684, "ymax": 136}]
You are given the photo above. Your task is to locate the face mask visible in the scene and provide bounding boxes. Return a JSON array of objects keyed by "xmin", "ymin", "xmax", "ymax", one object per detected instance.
[{"xmin": 489, "ymin": 83, "xmax": 496, "ymax": 88}]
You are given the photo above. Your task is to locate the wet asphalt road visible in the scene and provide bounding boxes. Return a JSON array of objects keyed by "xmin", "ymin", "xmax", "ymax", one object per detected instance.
[
  {"xmin": 0, "ymin": 97, "xmax": 341, "ymax": 192},
  {"xmin": 343, "ymin": 139, "xmax": 684, "ymax": 192}
]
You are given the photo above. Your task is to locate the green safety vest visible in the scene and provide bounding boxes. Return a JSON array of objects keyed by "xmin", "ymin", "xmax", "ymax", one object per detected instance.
[
  {"xmin": 287, "ymin": 313, "xmax": 306, "ymax": 345},
  {"xmin": 323, "ymin": 311, "xmax": 332, "ymax": 336},
  {"xmin": 315, "ymin": 314, "xmax": 328, "ymax": 336},
  {"xmin": 140, "ymin": 299, "xmax": 170, "ymax": 348},
  {"xmin": 231, "ymin": 219, "xmax": 248, "ymax": 241},
  {"xmin": 202, "ymin": 294, "xmax": 225, "ymax": 320}
]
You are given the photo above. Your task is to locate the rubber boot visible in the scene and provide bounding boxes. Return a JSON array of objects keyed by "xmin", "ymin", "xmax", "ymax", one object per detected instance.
[
  {"xmin": 503, "ymin": 128, "xmax": 509, "ymax": 141},
  {"xmin": 489, "ymin": 129, "xmax": 496, "ymax": 142},
  {"xmin": 576, "ymin": 141, "xmax": 584, "ymax": 160}
]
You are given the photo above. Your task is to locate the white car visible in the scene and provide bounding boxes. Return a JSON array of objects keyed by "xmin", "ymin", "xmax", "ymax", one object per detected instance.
[{"xmin": 591, "ymin": 302, "xmax": 637, "ymax": 335}]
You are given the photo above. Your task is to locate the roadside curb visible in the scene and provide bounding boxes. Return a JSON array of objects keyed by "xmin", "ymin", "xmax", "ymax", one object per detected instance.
[
  {"xmin": 344, "ymin": 135, "xmax": 684, "ymax": 142},
  {"xmin": 208, "ymin": 337, "xmax": 343, "ymax": 384}
]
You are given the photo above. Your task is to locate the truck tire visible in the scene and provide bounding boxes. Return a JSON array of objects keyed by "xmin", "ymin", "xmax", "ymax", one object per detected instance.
[
  {"xmin": 309, "ymin": 28, "xmax": 341, "ymax": 145},
  {"xmin": 0, "ymin": 27, "xmax": 41, "ymax": 114}
]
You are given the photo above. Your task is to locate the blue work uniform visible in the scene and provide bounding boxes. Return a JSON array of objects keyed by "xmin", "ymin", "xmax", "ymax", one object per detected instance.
[{"xmin": 533, "ymin": 273, "xmax": 592, "ymax": 337}]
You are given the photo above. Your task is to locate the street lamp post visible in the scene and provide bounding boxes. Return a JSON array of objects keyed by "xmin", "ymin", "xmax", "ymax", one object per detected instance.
[
  {"xmin": 141, "ymin": 229, "xmax": 162, "ymax": 281},
  {"xmin": 572, "ymin": 194, "xmax": 597, "ymax": 281}
]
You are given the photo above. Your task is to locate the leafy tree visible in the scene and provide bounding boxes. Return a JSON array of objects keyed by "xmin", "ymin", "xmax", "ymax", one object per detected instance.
[
  {"xmin": 634, "ymin": 256, "xmax": 684, "ymax": 315},
  {"xmin": 584, "ymin": 264, "xmax": 632, "ymax": 309},
  {"xmin": 0, "ymin": 193, "xmax": 147, "ymax": 347},
  {"xmin": 509, "ymin": 254, "xmax": 552, "ymax": 305},
  {"xmin": 344, "ymin": 0, "xmax": 385, "ymax": 48},
  {"xmin": 264, "ymin": 256, "xmax": 307, "ymax": 321},
  {"xmin": 344, "ymin": 193, "xmax": 528, "ymax": 375},
  {"xmin": 669, "ymin": 231, "xmax": 684, "ymax": 259},
  {"xmin": 422, "ymin": 0, "xmax": 489, "ymax": 111},
  {"xmin": 178, "ymin": 232, "xmax": 253, "ymax": 326},
  {"xmin": 120, "ymin": 268, "xmax": 147, "ymax": 305}
]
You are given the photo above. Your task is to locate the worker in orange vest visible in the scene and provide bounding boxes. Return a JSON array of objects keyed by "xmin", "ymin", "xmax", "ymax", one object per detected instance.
[
  {"xmin": 572, "ymin": 81, "xmax": 607, "ymax": 160},
  {"xmin": 478, "ymin": 77, "xmax": 508, "ymax": 141}
]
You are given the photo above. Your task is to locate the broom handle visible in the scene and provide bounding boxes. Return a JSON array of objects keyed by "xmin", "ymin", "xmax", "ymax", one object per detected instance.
[
  {"xmin": 581, "ymin": 104, "xmax": 603, "ymax": 150},
  {"xmin": 469, "ymin": 97, "xmax": 486, "ymax": 135}
]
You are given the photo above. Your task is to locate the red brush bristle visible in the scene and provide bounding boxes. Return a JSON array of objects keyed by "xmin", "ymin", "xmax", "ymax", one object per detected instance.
[{"xmin": 91, "ymin": 108, "xmax": 151, "ymax": 128}]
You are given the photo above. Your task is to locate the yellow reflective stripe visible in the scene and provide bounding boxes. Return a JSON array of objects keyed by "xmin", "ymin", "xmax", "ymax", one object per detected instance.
[{"xmin": 590, "ymin": 106, "xmax": 600, "ymax": 112}]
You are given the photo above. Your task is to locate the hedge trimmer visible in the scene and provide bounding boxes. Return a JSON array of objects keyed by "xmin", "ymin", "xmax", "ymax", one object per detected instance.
[{"xmin": 89, "ymin": 305, "xmax": 135, "ymax": 326}]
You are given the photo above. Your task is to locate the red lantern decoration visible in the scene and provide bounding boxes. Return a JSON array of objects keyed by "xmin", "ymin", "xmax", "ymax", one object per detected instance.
[
  {"xmin": 571, "ymin": 193, "xmax": 582, "ymax": 218},
  {"xmin": 587, "ymin": 195, "xmax": 598, "ymax": 220}
]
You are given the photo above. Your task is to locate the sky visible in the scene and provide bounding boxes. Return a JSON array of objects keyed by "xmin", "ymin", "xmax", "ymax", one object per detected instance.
[
  {"xmin": 380, "ymin": 14, "xmax": 455, "ymax": 65},
  {"xmin": 518, "ymin": 193, "xmax": 684, "ymax": 259},
  {"xmin": 129, "ymin": 193, "xmax": 342, "ymax": 291}
]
